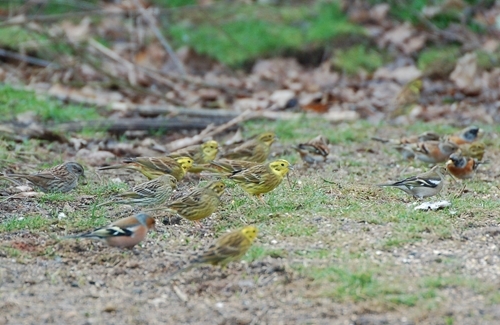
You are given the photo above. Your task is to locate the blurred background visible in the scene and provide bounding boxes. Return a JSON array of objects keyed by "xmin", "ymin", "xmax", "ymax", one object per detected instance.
[{"xmin": 0, "ymin": 0, "xmax": 499, "ymax": 125}]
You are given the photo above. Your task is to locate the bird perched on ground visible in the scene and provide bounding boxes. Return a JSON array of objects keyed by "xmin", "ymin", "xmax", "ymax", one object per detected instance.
[
  {"xmin": 373, "ymin": 131, "xmax": 440, "ymax": 160},
  {"xmin": 168, "ymin": 140, "xmax": 219, "ymax": 173},
  {"xmin": 446, "ymin": 153, "xmax": 482, "ymax": 180},
  {"xmin": 65, "ymin": 213, "xmax": 155, "ymax": 248},
  {"xmin": 98, "ymin": 156, "xmax": 193, "ymax": 181},
  {"xmin": 378, "ymin": 166, "xmax": 447, "ymax": 199},
  {"xmin": 459, "ymin": 142, "xmax": 485, "ymax": 161},
  {"xmin": 221, "ymin": 132, "xmax": 276, "ymax": 163},
  {"xmin": 372, "ymin": 131, "xmax": 440, "ymax": 145},
  {"xmin": 292, "ymin": 135, "xmax": 330, "ymax": 164},
  {"xmin": 390, "ymin": 79, "xmax": 423, "ymax": 118},
  {"xmin": 404, "ymin": 141, "xmax": 458, "ymax": 164},
  {"xmin": 1, "ymin": 162, "xmax": 86, "ymax": 193},
  {"xmin": 228, "ymin": 159, "xmax": 292, "ymax": 202},
  {"xmin": 165, "ymin": 181, "xmax": 226, "ymax": 224},
  {"xmin": 165, "ymin": 226, "xmax": 258, "ymax": 281},
  {"xmin": 445, "ymin": 126, "xmax": 483, "ymax": 146},
  {"xmin": 97, "ymin": 174, "xmax": 177, "ymax": 208},
  {"xmin": 202, "ymin": 159, "xmax": 258, "ymax": 174}
]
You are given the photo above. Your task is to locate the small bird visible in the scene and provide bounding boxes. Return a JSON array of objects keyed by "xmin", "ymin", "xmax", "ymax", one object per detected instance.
[
  {"xmin": 221, "ymin": 132, "xmax": 276, "ymax": 163},
  {"xmin": 98, "ymin": 156, "xmax": 193, "ymax": 181},
  {"xmin": 390, "ymin": 79, "xmax": 423, "ymax": 118},
  {"xmin": 166, "ymin": 226, "xmax": 258, "ymax": 281},
  {"xmin": 378, "ymin": 166, "xmax": 447, "ymax": 199},
  {"xmin": 445, "ymin": 126, "xmax": 483, "ymax": 146},
  {"xmin": 405, "ymin": 141, "xmax": 458, "ymax": 164},
  {"xmin": 446, "ymin": 153, "xmax": 481, "ymax": 180},
  {"xmin": 292, "ymin": 135, "xmax": 330, "ymax": 164},
  {"xmin": 97, "ymin": 174, "xmax": 177, "ymax": 208},
  {"xmin": 229, "ymin": 159, "xmax": 292, "ymax": 202},
  {"xmin": 2, "ymin": 162, "xmax": 86, "ymax": 193},
  {"xmin": 65, "ymin": 213, "xmax": 155, "ymax": 248},
  {"xmin": 165, "ymin": 181, "xmax": 226, "ymax": 224},
  {"xmin": 460, "ymin": 142, "xmax": 485, "ymax": 161},
  {"xmin": 202, "ymin": 159, "xmax": 258, "ymax": 174},
  {"xmin": 372, "ymin": 131, "xmax": 440, "ymax": 145},
  {"xmin": 168, "ymin": 140, "xmax": 219, "ymax": 173}
]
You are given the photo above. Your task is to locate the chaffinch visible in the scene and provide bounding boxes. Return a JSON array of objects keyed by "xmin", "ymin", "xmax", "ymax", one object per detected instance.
[
  {"xmin": 292, "ymin": 135, "xmax": 330, "ymax": 164},
  {"xmin": 66, "ymin": 213, "xmax": 155, "ymax": 248},
  {"xmin": 378, "ymin": 166, "xmax": 447, "ymax": 199},
  {"xmin": 404, "ymin": 141, "xmax": 458, "ymax": 164},
  {"xmin": 445, "ymin": 126, "xmax": 483, "ymax": 146},
  {"xmin": 446, "ymin": 153, "xmax": 481, "ymax": 180}
]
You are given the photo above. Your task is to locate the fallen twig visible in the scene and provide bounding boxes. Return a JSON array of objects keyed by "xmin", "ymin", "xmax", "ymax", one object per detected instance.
[{"xmin": 132, "ymin": 0, "xmax": 186, "ymax": 75}]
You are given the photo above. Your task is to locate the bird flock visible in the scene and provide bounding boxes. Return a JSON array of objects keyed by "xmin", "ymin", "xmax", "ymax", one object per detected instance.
[{"xmin": 0, "ymin": 126, "xmax": 485, "ymax": 279}]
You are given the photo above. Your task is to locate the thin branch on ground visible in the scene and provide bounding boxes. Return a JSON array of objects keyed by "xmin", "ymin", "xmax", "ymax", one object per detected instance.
[
  {"xmin": 132, "ymin": 0, "xmax": 186, "ymax": 75},
  {"xmin": 0, "ymin": 49, "xmax": 57, "ymax": 68}
]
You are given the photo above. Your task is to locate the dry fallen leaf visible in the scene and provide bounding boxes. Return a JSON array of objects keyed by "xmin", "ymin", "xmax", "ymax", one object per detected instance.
[{"xmin": 450, "ymin": 52, "xmax": 482, "ymax": 95}]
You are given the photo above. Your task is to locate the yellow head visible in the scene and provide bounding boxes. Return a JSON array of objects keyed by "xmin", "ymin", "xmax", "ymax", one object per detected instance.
[
  {"xmin": 257, "ymin": 132, "xmax": 277, "ymax": 146},
  {"xmin": 175, "ymin": 157, "xmax": 193, "ymax": 172},
  {"xmin": 201, "ymin": 140, "xmax": 219, "ymax": 161},
  {"xmin": 468, "ymin": 142, "xmax": 485, "ymax": 153},
  {"xmin": 268, "ymin": 159, "xmax": 292, "ymax": 177},
  {"xmin": 408, "ymin": 79, "xmax": 423, "ymax": 94},
  {"xmin": 240, "ymin": 226, "xmax": 258, "ymax": 242},
  {"xmin": 206, "ymin": 180, "xmax": 226, "ymax": 195}
]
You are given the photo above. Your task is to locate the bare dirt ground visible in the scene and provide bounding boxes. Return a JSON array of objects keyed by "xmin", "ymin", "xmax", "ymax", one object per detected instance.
[{"xmin": 1, "ymin": 124, "xmax": 500, "ymax": 325}]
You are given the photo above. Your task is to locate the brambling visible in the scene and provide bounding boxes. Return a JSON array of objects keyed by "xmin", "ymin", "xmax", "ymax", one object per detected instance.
[
  {"xmin": 446, "ymin": 153, "xmax": 481, "ymax": 180},
  {"xmin": 445, "ymin": 126, "xmax": 483, "ymax": 146},
  {"xmin": 378, "ymin": 166, "xmax": 447, "ymax": 199},
  {"xmin": 372, "ymin": 131, "xmax": 440, "ymax": 145},
  {"xmin": 66, "ymin": 213, "xmax": 155, "ymax": 248},
  {"xmin": 221, "ymin": 132, "xmax": 276, "ymax": 163},
  {"xmin": 166, "ymin": 226, "xmax": 258, "ymax": 282},
  {"xmin": 292, "ymin": 135, "xmax": 330, "ymax": 164},
  {"xmin": 405, "ymin": 141, "xmax": 458, "ymax": 164},
  {"xmin": 98, "ymin": 156, "xmax": 193, "ymax": 181},
  {"xmin": 2, "ymin": 162, "xmax": 86, "ymax": 193},
  {"xmin": 459, "ymin": 142, "xmax": 485, "ymax": 161}
]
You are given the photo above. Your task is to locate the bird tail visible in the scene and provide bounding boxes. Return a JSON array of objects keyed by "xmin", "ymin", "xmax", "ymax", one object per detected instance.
[
  {"xmin": 0, "ymin": 175, "xmax": 22, "ymax": 185},
  {"xmin": 96, "ymin": 200, "xmax": 114, "ymax": 207},
  {"xmin": 376, "ymin": 183, "xmax": 394, "ymax": 187},
  {"xmin": 97, "ymin": 165, "xmax": 127, "ymax": 171},
  {"xmin": 62, "ymin": 233, "xmax": 94, "ymax": 239},
  {"xmin": 164, "ymin": 263, "xmax": 197, "ymax": 283},
  {"xmin": 371, "ymin": 137, "xmax": 390, "ymax": 143}
]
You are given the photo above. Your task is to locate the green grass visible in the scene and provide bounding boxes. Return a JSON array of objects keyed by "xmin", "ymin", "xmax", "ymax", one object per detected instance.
[
  {"xmin": 0, "ymin": 85, "xmax": 100, "ymax": 123},
  {"xmin": 331, "ymin": 45, "xmax": 387, "ymax": 75},
  {"xmin": 0, "ymin": 215, "xmax": 53, "ymax": 232},
  {"xmin": 168, "ymin": 2, "xmax": 364, "ymax": 66},
  {"xmin": 1, "ymin": 116, "xmax": 500, "ymax": 316}
]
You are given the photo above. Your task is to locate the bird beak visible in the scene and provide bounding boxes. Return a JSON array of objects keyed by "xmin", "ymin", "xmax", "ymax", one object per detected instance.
[{"xmin": 80, "ymin": 174, "xmax": 88, "ymax": 185}]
